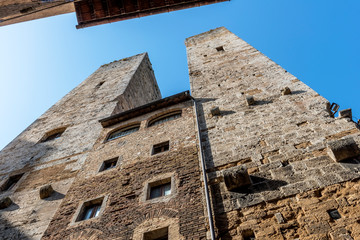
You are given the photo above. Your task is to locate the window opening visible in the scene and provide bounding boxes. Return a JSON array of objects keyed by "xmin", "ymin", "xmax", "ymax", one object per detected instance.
[
  {"xmin": 99, "ymin": 157, "xmax": 118, "ymax": 172},
  {"xmin": 152, "ymin": 141, "xmax": 170, "ymax": 155},
  {"xmin": 76, "ymin": 198, "xmax": 104, "ymax": 222},
  {"xmin": 148, "ymin": 178, "xmax": 171, "ymax": 200},
  {"xmin": 41, "ymin": 128, "xmax": 66, "ymax": 142},
  {"xmin": 148, "ymin": 111, "xmax": 181, "ymax": 127},
  {"xmin": 95, "ymin": 81, "xmax": 105, "ymax": 89},
  {"xmin": 107, "ymin": 124, "xmax": 140, "ymax": 141},
  {"xmin": 1, "ymin": 173, "xmax": 24, "ymax": 192},
  {"xmin": 216, "ymin": 46, "xmax": 224, "ymax": 52},
  {"xmin": 328, "ymin": 209, "xmax": 341, "ymax": 220},
  {"xmin": 144, "ymin": 227, "xmax": 168, "ymax": 240}
]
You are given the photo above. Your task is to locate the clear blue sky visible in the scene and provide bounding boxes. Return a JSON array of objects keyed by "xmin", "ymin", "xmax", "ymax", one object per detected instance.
[{"xmin": 0, "ymin": 0, "xmax": 359, "ymax": 150}]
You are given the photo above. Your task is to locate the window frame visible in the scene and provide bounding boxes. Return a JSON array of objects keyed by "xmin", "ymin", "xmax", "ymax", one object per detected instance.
[
  {"xmin": 40, "ymin": 127, "xmax": 67, "ymax": 143},
  {"xmin": 73, "ymin": 196, "xmax": 107, "ymax": 224},
  {"xmin": 105, "ymin": 124, "xmax": 140, "ymax": 142},
  {"xmin": 98, "ymin": 157, "xmax": 118, "ymax": 172},
  {"xmin": 0, "ymin": 173, "xmax": 24, "ymax": 192},
  {"xmin": 151, "ymin": 141, "xmax": 170, "ymax": 155},
  {"xmin": 147, "ymin": 110, "xmax": 182, "ymax": 128},
  {"xmin": 143, "ymin": 227, "xmax": 169, "ymax": 240}
]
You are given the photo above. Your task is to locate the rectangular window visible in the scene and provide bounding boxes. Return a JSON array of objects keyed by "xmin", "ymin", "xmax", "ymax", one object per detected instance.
[
  {"xmin": 76, "ymin": 197, "xmax": 104, "ymax": 222},
  {"xmin": 152, "ymin": 141, "xmax": 169, "ymax": 155},
  {"xmin": 1, "ymin": 173, "xmax": 24, "ymax": 192},
  {"xmin": 216, "ymin": 46, "xmax": 224, "ymax": 52},
  {"xmin": 148, "ymin": 178, "xmax": 171, "ymax": 200},
  {"xmin": 144, "ymin": 227, "xmax": 168, "ymax": 240},
  {"xmin": 99, "ymin": 157, "xmax": 118, "ymax": 172}
]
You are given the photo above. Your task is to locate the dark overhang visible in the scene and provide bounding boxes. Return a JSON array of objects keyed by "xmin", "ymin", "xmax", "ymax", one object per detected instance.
[
  {"xmin": 75, "ymin": 0, "xmax": 229, "ymax": 29},
  {"xmin": 99, "ymin": 90, "xmax": 192, "ymax": 127}
]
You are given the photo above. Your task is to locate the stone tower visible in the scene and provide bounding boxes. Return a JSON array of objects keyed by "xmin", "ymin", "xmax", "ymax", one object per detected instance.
[
  {"xmin": 0, "ymin": 27, "xmax": 360, "ymax": 240},
  {"xmin": 186, "ymin": 27, "xmax": 360, "ymax": 239}
]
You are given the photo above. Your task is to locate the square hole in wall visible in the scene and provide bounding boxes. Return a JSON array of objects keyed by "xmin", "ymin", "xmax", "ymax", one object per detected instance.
[
  {"xmin": 152, "ymin": 141, "xmax": 170, "ymax": 155},
  {"xmin": 148, "ymin": 178, "xmax": 171, "ymax": 200},
  {"xmin": 99, "ymin": 157, "xmax": 118, "ymax": 172},
  {"xmin": 143, "ymin": 227, "xmax": 168, "ymax": 240},
  {"xmin": 328, "ymin": 209, "xmax": 341, "ymax": 220},
  {"xmin": 0, "ymin": 173, "xmax": 24, "ymax": 192},
  {"xmin": 216, "ymin": 46, "xmax": 224, "ymax": 52},
  {"xmin": 76, "ymin": 197, "xmax": 104, "ymax": 222}
]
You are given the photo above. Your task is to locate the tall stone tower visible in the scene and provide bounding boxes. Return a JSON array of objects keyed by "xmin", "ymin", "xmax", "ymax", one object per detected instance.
[
  {"xmin": 0, "ymin": 27, "xmax": 360, "ymax": 240},
  {"xmin": 186, "ymin": 27, "xmax": 360, "ymax": 239}
]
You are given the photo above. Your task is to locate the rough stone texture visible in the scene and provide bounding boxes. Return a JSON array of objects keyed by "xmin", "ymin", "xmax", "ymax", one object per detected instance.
[
  {"xmin": 0, "ymin": 53, "xmax": 161, "ymax": 239},
  {"xmin": 39, "ymin": 185, "xmax": 54, "ymax": 199},
  {"xmin": 186, "ymin": 27, "xmax": 360, "ymax": 238},
  {"xmin": 223, "ymin": 165, "xmax": 251, "ymax": 190},
  {"xmin": 0, "ymin": 196, "xmax": 13, "ymax": 209},
  {"xmin": 42, "ymin": 101, "xmax": 207, "ymax": 240},
  {"xmin": 327, "ymin": 138, "xmax": 360, "ymax": 162},
  {"xmin": 214, "ymin": 179, "xmax": 360, "ymax": 239}
]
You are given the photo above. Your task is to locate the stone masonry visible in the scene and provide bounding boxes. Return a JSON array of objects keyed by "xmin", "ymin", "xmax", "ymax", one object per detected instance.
[
  {"xmin": 186, "ymin": 27, "xmax": 360, "ymax": 239},
  {"xmin": 0, "ymin": 27, "xmax": 360, "ymax": 240},
  {"xmin": 0, "ymin": 53, "xmax": 161, "ymax": 239}
]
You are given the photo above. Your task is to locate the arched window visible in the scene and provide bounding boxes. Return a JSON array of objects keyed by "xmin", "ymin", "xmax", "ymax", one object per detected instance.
[
  {"xmin": 106, "ymin": 124, "xmax": 140, "ymax": 141},
  {"xmin": 41, "ymin": 127, "xmax": 66, "ymax": 142},
  {"xmin": 148, "ymin": 111, "xmax": 182, "ymax": 127}
]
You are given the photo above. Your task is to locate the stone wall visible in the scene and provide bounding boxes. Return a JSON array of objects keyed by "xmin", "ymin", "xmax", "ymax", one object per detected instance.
[
  {"xmin": 0, "ymin": 53, "xmax": 161, "ymax": 239},
  {"xmin": 42, "ymin": 101, "xmax": 208, "ymax": 239},
  {"xmin": 186, "ymin": 27, "xmax": 360, "ymax": 239}
]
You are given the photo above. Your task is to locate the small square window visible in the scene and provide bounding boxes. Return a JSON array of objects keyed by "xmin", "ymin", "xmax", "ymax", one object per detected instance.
[
  {"xmin": 0, "ymin": 173, "xmax": 24, "ymax": 192},
  {"xmin": 144, "ymin": 227, "xmax": 168, "ymax": 240},
  {"xmin": 76, "ymin": 197, "xmax": 104, "ymax": 222},
  {"xmin": 328, "ymin": 209, "xmax": 341, "ymax": 220},
  {"xmin": 152, "ymin": 141, "xmax": 170, "ymax": 155},
  {"xmin": 99, "ymin": 157, "xmax": 118, "ymax": 172},
  {"xmin": 216, "ymin": 46, "xmax": 224, "ymax": 52},
  {"xmin": 148, "ymin": 178, "xmax": 171, "ymax": 200}
]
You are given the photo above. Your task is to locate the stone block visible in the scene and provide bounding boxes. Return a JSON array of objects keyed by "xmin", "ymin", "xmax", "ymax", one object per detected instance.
[
  {"xmin": 39, "ymin": 185, "xmax": 54, "ymax": 199},
  {"xmin": 281, "ymin": 87, "xmax": 292, "ymax": 95},
  {"xmin": 275, "ymin": 212, "xmax": 285, "ymax": 223},
  {"xmin": 0, "ymin": 196, "xmax": 13, "ymax": 209},
  {"xmin": 338, "ymin": 108, "xmax": 352, "ymax": 119},
  {"xmin": 210, "ymin": 106, "xmax": 221, "ymax": 116},
  {"xmin": 223, "ymin": 165, "xmax": 251, "ymax": 190},
  {"xmin": 327, "ymin": 138, "xmax": 360, "ymax": 162},
  {"xmin": 245, "ymin": 96, "xmax": 255, "ymax": 106}
]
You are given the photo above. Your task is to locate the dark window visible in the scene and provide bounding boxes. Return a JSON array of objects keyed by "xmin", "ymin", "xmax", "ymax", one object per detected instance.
[
  {"xmin": 148, "ymin": 111, "xmax": 181, "ymax": 127},
  {"xmin": 144, "ymin": 227, "xmax": 168, "ymax": 240},
  {"xmin": 95, "ymin": 81, "xmax": 105, "ymax": 89},
  {"xmin": 41, "ymin": 128, "xmax": 66, "ymax": 142},
  {"xmin": 107, "ymin": 125, "xmax": 140, "ymax": 141},
  {"xmin": 216, "ymin": 46, "xmax": 224, "ymax": 52},
  {"xmin": 328, "ymin": 209, "xmax": 341, "ymax": 220},
  {"xmin": 149, "ymin": 178, "xmax": 171, "ymax": 200},
  {"xmin": 152, "ymin": 141, "xmax": 170, "ymax": 155},
  {"xmin": 77, "ymin": 198, "xmax": 103, "ymax": 222},
  {"xmin": 99, "ymin": 157, "xmax": 118, "ymax": 172},
  {"xmin": 1, "ymin": 173, "xmax": 24, "ymax": 192}
]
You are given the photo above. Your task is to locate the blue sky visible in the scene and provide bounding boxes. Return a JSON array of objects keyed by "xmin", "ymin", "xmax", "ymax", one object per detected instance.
[{"xmin": 0, "ymin": 0, "xmax": 359, "ymax": 150}]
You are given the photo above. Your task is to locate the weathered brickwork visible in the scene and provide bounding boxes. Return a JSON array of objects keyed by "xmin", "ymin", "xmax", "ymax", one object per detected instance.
[
  {"xmin": 186, "ymin": 27, "xmax": 360, "ymax": 239},
  {"xmin": 0, "ymin": 53, "xmax": 161, "ymax": 239},
  {"xmin": 216, "ymin": 178, "xmax": 360, "ymax": 240},
  {"xmin": 42, "ymin": 101, "xmax": 208, "ymax": 239}
]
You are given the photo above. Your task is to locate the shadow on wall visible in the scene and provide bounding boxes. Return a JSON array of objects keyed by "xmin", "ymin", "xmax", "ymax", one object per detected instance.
[
  {"xmin": 0, "ymin": 215, "xmax": 31, "ymax": 239},
  {"xmin": 195, "ymin": 98, "xmax": 288, "ymax": 240}
]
